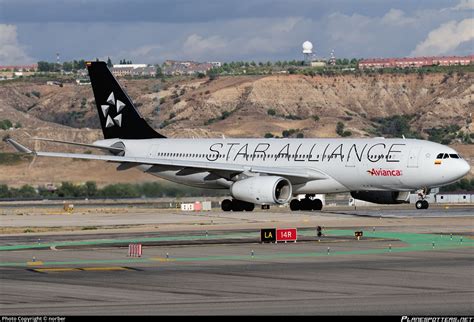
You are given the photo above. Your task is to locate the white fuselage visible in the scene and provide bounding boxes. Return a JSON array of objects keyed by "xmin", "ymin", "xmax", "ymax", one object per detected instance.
[{"xmin": 95, "ymin": 137, "xmax": 470, "ymax": 194}]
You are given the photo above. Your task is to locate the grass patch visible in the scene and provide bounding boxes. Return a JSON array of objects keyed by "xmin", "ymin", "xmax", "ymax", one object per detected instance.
[{"xmin": 0, "ymin": 152, "xmax": 33, "ymax": 165}]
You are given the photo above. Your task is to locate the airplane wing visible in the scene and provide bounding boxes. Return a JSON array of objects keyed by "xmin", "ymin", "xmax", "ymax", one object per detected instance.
[{"xmin": 6, "ymin": 139, "xmax": 327, "ymax": 181}]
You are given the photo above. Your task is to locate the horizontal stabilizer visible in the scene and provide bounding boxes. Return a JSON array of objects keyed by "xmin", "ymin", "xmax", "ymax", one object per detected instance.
[
  {"xmin": 32, "ymin": 137, "xmax": 124, "ymax": 154},
  {"xmin": 5, "ymin": 139, "xmax": 33, "ymax": 154}
]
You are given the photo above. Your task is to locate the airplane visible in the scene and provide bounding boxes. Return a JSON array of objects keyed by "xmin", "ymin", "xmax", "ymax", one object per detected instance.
[{"xmin": 6, "ymin": 61, "xmax": 471, "ymax": 211}]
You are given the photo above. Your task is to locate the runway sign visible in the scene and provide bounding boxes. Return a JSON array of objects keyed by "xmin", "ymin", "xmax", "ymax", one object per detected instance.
[
  {"xmin": 277, "ymin": 228, "xmax": 297, "ymax": 242},
  {"xmin": 128, "ymin": 243, "xmax": 142, "ymax": 257},
  {"xmin": 261, "ymin": 228, "xmax": 276, "ymax": 243}
]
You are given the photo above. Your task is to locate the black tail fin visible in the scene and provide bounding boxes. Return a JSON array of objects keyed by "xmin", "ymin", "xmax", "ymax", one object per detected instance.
[{"xmin": 86, "ymin": 61, "xmax": 165, "ymax": 139}]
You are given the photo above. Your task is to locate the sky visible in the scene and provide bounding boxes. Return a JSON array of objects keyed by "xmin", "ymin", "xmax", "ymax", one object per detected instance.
[{"xmin": 0, "ymin": 0, "xmax": 473, "ymax": 65}]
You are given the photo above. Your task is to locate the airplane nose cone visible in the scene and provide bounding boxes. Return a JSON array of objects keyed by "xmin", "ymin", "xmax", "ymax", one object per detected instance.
[{"xmin": 461, "ymin": 160, "xmax": 471, "ymax": 177}]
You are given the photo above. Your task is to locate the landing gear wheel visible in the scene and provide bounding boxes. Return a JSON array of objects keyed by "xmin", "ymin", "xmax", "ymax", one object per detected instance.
[
  {"xmin": 422, "ymin": 200, "xmax": 429, "ymax": 209},
  {"xmin": 243, "ymin": 202, "xmax": 255, "ymax": 212},
  {"xmin": 300, "ymin": 198, "xmax": 312, "ymax": 211},
  {"xmin": 231, "ymin": 199, "xmax": 244, "ymax": 212},
  {"xmin": 221, "ymin": 199, "xmax": 232, "ymax": 212},
  {"xmin": 311, "ymin": 199, "xmax": 323, "ymax": 211},
  {"xmin": 416, "ymin": 200, "xmax": 429, "ymax": 210},
  {"xmin": 290, "ymin": 199, "xmax": 301, "ymax": 211},
  {"xmin": 225, "ymin": 199, "xmax": 254, "ymax": 212},
  {"xmin": 415, "ymin": 200, "xmax": 423, "ymax": 209}
]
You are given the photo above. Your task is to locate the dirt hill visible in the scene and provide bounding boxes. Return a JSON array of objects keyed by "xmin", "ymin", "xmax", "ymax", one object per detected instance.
[{"xmin": 0, "ymin": 72, "xmax": 472, "ymax": 186}]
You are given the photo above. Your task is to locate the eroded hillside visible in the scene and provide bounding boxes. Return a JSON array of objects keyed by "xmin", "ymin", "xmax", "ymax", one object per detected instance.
[{"xmin": 0, "ymin": 72, "xmax": 472, "ymax": 186}]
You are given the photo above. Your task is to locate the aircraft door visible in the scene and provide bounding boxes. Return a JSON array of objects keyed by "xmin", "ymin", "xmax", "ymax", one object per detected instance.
[
  {"xmin": 149, "ymin": 144, "xmax": 160, "ymax": 158},
  {"xmin": 407, "ymin": 147, "xmax": 421, "ymax": 168}
]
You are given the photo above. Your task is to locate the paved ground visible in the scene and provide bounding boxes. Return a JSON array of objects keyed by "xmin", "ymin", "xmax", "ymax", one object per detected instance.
[
  {"xmin": 0, "ymin": 205, "xmax": 473, "ymax": 315},
  {"xmin": 1, "ymin": 244, "xmax": 472, "ymax": 315}
]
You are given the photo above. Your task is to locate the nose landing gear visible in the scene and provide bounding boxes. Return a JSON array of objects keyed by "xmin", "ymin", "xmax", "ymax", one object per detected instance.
[
  {"xmin": 415, "ymin": 188, "xmax": 430, "ymax": 209},
  {"xmin": 415, "ymin": 199, "xmax": 429, "ymax": 209}
]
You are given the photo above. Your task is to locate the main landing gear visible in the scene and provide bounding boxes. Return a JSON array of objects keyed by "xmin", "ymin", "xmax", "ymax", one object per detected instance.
[
  {"xmin": 221, "ymin": 199, "xmax": 255, "ymax": 212},
  {"xmin": 290, "ymin": 195, "xmax": 323, "ymax": 211}
]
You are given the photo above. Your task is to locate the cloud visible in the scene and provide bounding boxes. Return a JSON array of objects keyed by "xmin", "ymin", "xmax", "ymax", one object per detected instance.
[
  {"xmin": 5, "ymin": 2, "xmax": 472, "ymax": 64},
  {"xmin": 381, "ymin": 9, "xmax": 416, "ymax": 26},
  {"xmin": 452, "ymin": 0, "xmax": 474, "ymax": 11},
  {"xmin": 183, "ymin": 34, "xmax": 229, "ymax": 57},
  {"xmin": 0, "ymin": 24, "xmax": 34, "ymax": 65},
  {"xmin": 410, "ymin": 18, "xmax": 474, "ymax": 56}
]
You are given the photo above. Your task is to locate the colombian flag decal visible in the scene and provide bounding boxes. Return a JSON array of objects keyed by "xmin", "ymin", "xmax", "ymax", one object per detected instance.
[{"xmin": 434, "ymin": 160, "xmax": 442, "ymax": 165}]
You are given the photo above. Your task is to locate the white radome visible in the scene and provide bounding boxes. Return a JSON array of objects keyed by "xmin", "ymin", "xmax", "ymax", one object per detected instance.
[{"xmin": 302, "ymin": 41, "xmax": 313, "ymax": 53}]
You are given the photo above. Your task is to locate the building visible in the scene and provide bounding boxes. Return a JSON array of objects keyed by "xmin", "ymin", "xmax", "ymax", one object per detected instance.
[
  {"xmin": 0, "ymin": 64, "xmax": 38, "ymax": 72},
  {"xmin": 113, "ymin": 64, "xmax": 147, "ymax": 69},
  {"xmin": 111, "ymin": 64, "xmax": 156, "ymax": 77},
  {"xmin": 310, "ymin": 61, "xmax": 326, "ymax": 68},
  {"xmin": 435, "ymin": 192, "xmax": 473, "ymax": 204},
  {"xmin": 358, "ymin": 55, "xmax": 474, "ymax": 70},
  {"xmin": 162, "ymin": 60, "xmax": 213, "ymax": 76},
  {"xmin": 208, "ymin": 61, "xmax": 222, "ymax": 68}
]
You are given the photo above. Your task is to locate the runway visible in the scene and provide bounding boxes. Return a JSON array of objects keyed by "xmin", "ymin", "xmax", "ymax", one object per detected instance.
[{"xmin": 0, "ymin": 206, "xmax": 473, "ymax": 315}]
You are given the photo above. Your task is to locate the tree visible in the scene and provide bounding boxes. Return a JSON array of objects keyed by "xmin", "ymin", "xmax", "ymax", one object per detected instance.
[
  {"xmin": 62, "ymin": 61, "xmax": 73, "ymax": 72},
  {"xmin": 107, "ymin": 57, "xmax": 113, "ymax": 68},
  {"xmin": 37, "ymin": 61, "xmax": 51, "ymax": 72},
  {"xmin": 85, "ymin": 181, "xmax": 97, "ymax": 197},
  {"xmin": 18, "ymin": 185, "xmax": 37, "ymax": 198}
]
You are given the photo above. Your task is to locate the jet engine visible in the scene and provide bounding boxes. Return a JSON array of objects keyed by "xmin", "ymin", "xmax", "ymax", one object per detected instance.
[
  {"xmin": 230, "ymin": 176, "xmax": 292, "ymax": 205},
  {"xmin": 350, "ymin": 191, "xmax": 410, "ymax": 204}
]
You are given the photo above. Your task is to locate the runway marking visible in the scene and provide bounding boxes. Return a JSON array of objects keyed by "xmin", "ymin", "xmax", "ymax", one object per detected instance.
[
  {"xmin": 34, "ymin": 267, "xmax": 80, "ymax": 273},
  {"xmin": 33, "ymin": 266, "xmax": 132, "ymax": 273},
  {"xmin": 150, "ymin": 257, "xmax": 175, "ymax": 262},
  {"xmin": 26, "ymin": 261, "xmax": 43, "ymax": 266},
  {"xmin": 80, "ymin": 266, "xmax": 129, "ymax": 271}
]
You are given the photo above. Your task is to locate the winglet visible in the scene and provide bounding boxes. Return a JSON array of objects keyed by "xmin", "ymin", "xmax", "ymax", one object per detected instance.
[{"xmin": 5, "ymin": 139, "xmax": 34, "ymax": 154}]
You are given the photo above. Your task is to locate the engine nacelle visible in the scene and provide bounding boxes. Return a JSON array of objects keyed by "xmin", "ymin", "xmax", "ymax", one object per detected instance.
[
  {"xmin": 350, "ymin": 191, "xmax": 410, "ymax": 204},
  {"xmin": 230, "ymin": 176, "xmax": 292, "ymax": 205}
]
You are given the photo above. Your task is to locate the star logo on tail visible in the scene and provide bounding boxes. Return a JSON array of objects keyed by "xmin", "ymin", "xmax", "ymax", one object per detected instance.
[{"xmin": 101, "ymin": 92, "xmax": 125, "ymax": 128}]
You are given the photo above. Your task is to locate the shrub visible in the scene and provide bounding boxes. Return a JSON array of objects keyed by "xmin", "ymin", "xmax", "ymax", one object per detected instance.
[
  {"xmin": 336, "ymin": 122, "xmax": 345, "ymax": 136},
  {"xmin": 0, "ymin": 120, "xmax": 13, "ymax": 130}
]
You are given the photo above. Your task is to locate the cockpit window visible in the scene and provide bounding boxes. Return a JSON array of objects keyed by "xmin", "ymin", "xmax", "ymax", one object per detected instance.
[
  {"xmin": 449, "ymin": 154, "xmax": 459, "ymax": 159},
  {"xmin": 443, "ymin": 153, "xmax": 449, "ymax": 159},
  {"xmin": 436, "ymin": 153, "xmax": 443, "ymax": 159}
]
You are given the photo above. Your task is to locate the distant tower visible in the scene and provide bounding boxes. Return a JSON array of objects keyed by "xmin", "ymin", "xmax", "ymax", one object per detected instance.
[
  {"xmin": 302, "ymin": 41, "xmax": 313, "ymax": 65},
  {"xmin": 329, "ymin": 50, "xmax": 336, "ymax": 65},
  {"xmin": 56, "ymin": 52, "xmax": 60, "ymax": 65}
]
